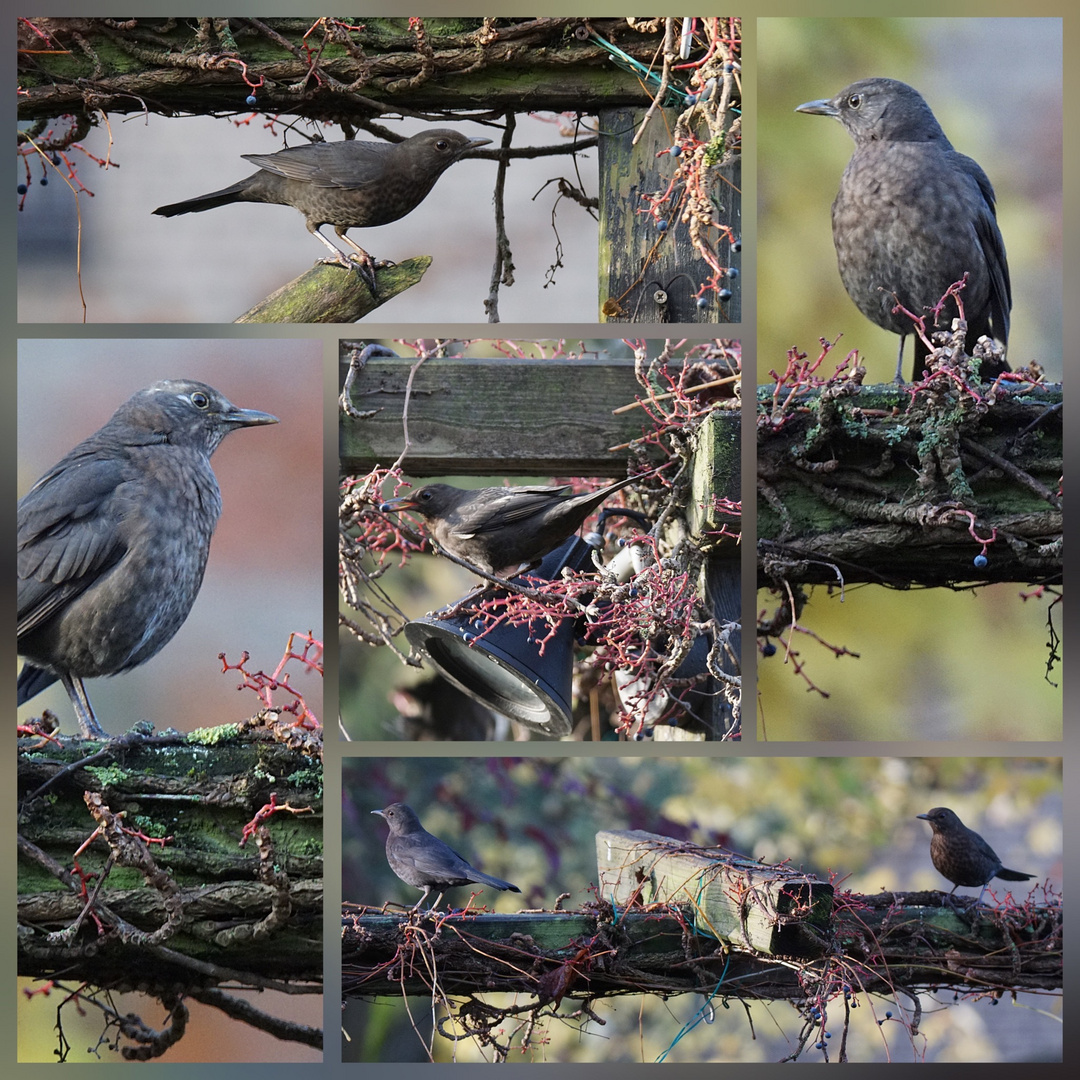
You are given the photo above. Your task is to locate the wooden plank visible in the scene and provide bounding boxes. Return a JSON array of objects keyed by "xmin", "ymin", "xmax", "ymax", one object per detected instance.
[
  {"xmin": 339, "ymin": 355, "xmax": 658, "ymax": 475},
  {"xmin": 598, "ymin": 106, "xmax": 741, "ymax": 325},
  {"xmin": 686, "ymin": 409, "xmax": 742, "ymax": 739},
  {"xmin": 596, "ymin": 829, "xmax": 831, "ymax": 957},
  {"xmin": 688, "ymin": 408, "xmax": 741, "ymax": 549}
]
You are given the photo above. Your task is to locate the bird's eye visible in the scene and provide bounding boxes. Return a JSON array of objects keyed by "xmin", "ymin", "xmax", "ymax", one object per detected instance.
[
  {"xmin": 419, "ymin": 490, "xmax": 434, "ymax": 502},
  {"xmin": 434, "ymin": 139, "xmax": 450, "ymax": 152},
  {"xmin": 847, "ymin": 94, "xmax": 862, "ymax": 109},
  {"xmin": 190, "ymin": 392, "xmax": 210, "ymax": 409}
]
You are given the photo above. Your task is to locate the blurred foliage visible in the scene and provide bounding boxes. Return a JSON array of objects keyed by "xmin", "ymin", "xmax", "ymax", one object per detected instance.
[
  {"xmin": 342, "ymin": 756, "xmax": 1060, "ymax": 1063},
  {"xmin": 757, "ymin": 582, "xmax": 1062, "ymax": 740}
]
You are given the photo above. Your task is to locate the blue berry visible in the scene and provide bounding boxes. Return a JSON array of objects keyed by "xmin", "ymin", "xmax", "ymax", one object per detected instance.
[
  {"xmin": 670, "ymin": 145, "xmax": 681, "ymax": 157},
  {"xmin": 685, "ymin": 93, "xmax": 697, "ymax": 105},
  {"xmin": 762, "ymin": 642, "xmax": 776, "ymax": 657},
  {"xmin": 730, "ymin": 238, "xmax": 741, "ymax": 252},
  {"xmin": 974, "ymin": 554, "xmax": 988, "ymax": 568},
  {"xmin": 726, "ymin": 267, "xmax": 739, "ymax": 279},
  {"xmin": 656, "ymin": 218, "xmax": 669, "ymax": 232},
  {"xmin": 39, "ymin": 177, "xmax": 48, "ymax": 186},
  {"xmin": 696, "ymin": 297, "xmax": 708, "ymax": 309},
  {"xmin": 718, "ymin": 288, "xmax": 732, "ymax": 301},
  {"xmin": 17, "ymin": 183, "xmax": 27, "ymax": 195},
  {"xmin": 246, "ymin": 94, "xmax": 257, "ymax": 106}
]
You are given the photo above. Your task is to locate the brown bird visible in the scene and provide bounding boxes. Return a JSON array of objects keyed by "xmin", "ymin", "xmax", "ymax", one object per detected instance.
[
  {"xmin": 372, "ymin": 803, "xmax": 520, "ymax": 912},
  {"xmin": 379, "ymin": 476, "xmax": 642, "ymax": 576},
  {"xmin": 796, "ymin": 78, "xmax": 1011, "ymax": 382},
  {"xmin": 18, "ymin": 381, "xmax": 278, "ymax": 737},
  {"xmin": 153, "ymin": 129, "xmax": 490, "ymax": 291},
  {"xmin": 917, "ymin": 806, "xmax": 1034, "ymax": 905}
]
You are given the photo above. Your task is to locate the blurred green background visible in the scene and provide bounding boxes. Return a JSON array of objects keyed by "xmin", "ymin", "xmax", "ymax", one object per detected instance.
[
  {"xmin": 758, "ymin": 17, "xmax": 1062, "ymax": 382},
  {"xmin": 342, "ymin": 755, "xmax": 1060, "ymax": 1063},
  {"xmin": 757, "ymin": 580, "xmax": 1062, "ymax": 741}
]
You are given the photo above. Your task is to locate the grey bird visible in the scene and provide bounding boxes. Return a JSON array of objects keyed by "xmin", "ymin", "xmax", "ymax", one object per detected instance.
[
  {"xmin": 379, "ymin": 476, "xmax": 641, "ymax": 576},
  {"xmin": 796, "ymin": 78, "xmax": 1011, "ymax": 382},
  {"xmin": 371, "ymin": 802, "xmax": 521, "ymax": 912},
  {"xmin": 917, "ymin": 806, "xmax": 1034, "ymax": 905},
  {"xmin": 17, "ymin": 380, "xmax": 278, "ymax": 737},
  {"xmin": 153, "ymin": 129, "xmax": 490, "ymax": 291}
]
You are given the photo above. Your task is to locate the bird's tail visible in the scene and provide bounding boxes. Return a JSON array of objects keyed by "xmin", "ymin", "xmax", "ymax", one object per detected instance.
[
  {"xmin": 996, "ymin": 867, "xmax": 1035, "ymax": 881},
  {"xmin": 472, "ymin": 872, "xmax": 521, "ymax": 893},
  {"xmin": 153, "ymin": 179, "xmax": 255, "ymax": 218},
  {"xmin": 17, "ymin": 663, "xmax": 58, "ymax": 705}
]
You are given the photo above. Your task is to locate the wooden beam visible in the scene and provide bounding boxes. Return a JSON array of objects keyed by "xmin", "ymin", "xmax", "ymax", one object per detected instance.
[
  {"xmin": 596, "ymin": 829, "xmax": 831, "ymax": 957},
  {"xmin": 339, "ymin": 354, "xmax": 658, "ymax": 476},
  {"xmin": 757, "ymin": 381, "xmax": 1063, "ymax": 586},
  {"xmin": 341, "ymin": 888, "xmax": 1061, "ymax": 1000}
]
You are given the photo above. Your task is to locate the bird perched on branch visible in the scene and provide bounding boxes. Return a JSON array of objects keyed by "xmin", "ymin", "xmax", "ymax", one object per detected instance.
[
  {"xmin": 917, "ymin": 806, "xmax": 1034, "ymax": 905},
  {"xmin": 153, "ymin": 129, "xmax": 490, "ymax": 293},
  {"xmin": 379, "ymin": 476, "xmax": 642, "ymax": 576},
  {"xmin": 796, "ymin": 78, "xmax": 1011, "ymax": 382},
  {"xmin": 372, "ymin": 802, "xmax": 521, "ymax": 912},
  {"xmin": 18, "ymin": 380, "xmax": 278, "ymax": 737}
]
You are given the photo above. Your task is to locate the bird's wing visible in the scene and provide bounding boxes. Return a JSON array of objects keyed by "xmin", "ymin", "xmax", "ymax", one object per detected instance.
[
  {"xmin": 960, "ymin": 154, "xmax": 1012, "ymax": 342},
  {"xmin": 399, "ymin": 832, "xmax": 471, "ymax": 880},
  {"xmin": 457, "ymin": 486, "xmax": 575, "ymax": 537},
  {"xmin": 17, "ymin": 455, "xmax": 132, "ymax": 634},
  {"xmin": 241, "ymin": 141, "xmax": 389, "ymax": 190}
]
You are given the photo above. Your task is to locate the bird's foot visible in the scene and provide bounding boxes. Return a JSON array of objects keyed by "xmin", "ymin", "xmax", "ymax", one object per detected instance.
[
  {"xmin": 319, "ymin": 252, "xmax": 393, "ymax": 295},
  {"xmin": 77, "ymin": 717, "xmax": 108, "ymax": 740}
]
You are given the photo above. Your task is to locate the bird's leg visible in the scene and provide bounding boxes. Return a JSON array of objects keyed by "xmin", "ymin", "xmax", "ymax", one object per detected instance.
[
  {"xmin": 306, "ymin": 223, "xmax": 379, "ymax": 294},
  {"xmin": 307, "ymin": 221, "xmax": 354, "ymax": 266},
  {"xmin": 894, "ymin": 334, "xmax": 907, "ymax": 383},
  {"xmin": 60, "ymin": 673, "xmax": 105, "ymax": 739},
  {"xmin": 411, "ymin": 885, "xmax": 431, "ymax": 913}
]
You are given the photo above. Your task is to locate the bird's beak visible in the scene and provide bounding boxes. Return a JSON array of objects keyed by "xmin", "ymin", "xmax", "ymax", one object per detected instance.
[
  {"xmin": 225, "ymin": 406, "xmax": 279, "ymax": 429},
  {"xmin": 795, "ymin": 97, "xmax": 839, "ymax": 118},
  {"xmin": 916, "ymin": 813, "xmax": 930, "ymax": 821},
  {"xmin": 371, "ymin": 809, "xmax": 387, "ymax": 819},
  {"xmin": 379, "ymin": 494, "xmax": 419, "ymax": 513}
]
